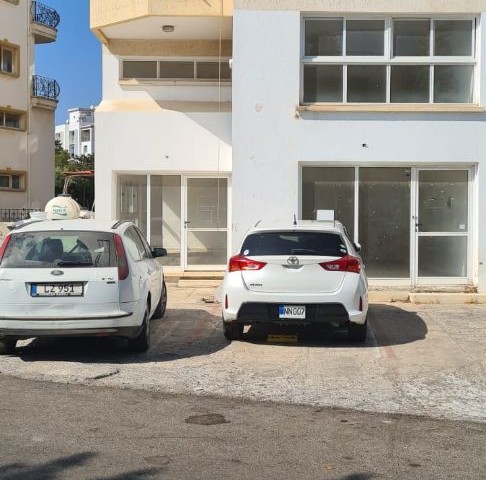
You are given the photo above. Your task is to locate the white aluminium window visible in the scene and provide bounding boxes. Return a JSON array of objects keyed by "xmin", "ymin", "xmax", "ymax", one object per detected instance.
[
  {"xmin": 121, "ymin": 59, "xmax": 232, "ymax": 81},
  {"xmin": 302, "ymin": 17, "xmax": 477, "ymax": 104}
]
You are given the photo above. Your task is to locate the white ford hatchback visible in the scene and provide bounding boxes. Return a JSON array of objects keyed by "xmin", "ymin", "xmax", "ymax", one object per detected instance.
[
  {"xmin": 0, "ymin": 219, "xmax": 167, "ymax": 354},
  {"xmin": 222, "ymin": 221, "xmax": 368, "ymax": 342}
]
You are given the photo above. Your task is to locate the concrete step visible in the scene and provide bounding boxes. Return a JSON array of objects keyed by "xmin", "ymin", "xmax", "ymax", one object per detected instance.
[
  {"xmin": 177, "ymin": 279, "xmax": 223, "ymax": 288},
  {"xmin": 369, "ymin": 291, "xmax": 486, "ymax": 304}
]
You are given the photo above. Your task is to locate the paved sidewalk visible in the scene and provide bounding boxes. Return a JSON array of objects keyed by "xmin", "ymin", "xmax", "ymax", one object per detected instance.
[{"xmin": 0, "ymin": 286, "xmax": 485, "ymax": 422}]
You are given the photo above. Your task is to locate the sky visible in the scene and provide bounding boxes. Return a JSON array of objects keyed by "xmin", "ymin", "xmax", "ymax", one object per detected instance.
[{"xmin": 35, "ymin": 0, "xmax": 101, "ymax": 125}]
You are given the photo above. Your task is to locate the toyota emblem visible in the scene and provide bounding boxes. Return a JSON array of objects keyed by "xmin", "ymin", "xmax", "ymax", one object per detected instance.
[{"xmin": 287, "ymin": 256, "xmax": 299, "ymax": 266}]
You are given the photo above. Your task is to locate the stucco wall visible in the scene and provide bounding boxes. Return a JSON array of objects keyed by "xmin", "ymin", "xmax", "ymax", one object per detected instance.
[{"xmin": 232, "ymin": 10, "xmax": 486, "ymax": 288}]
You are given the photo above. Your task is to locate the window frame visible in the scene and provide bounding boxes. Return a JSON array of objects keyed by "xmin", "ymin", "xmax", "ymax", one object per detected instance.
[
  {"xmin": 0, "ymin": 41, "xmax": 19, "ymax": 77},
  {"xmin": 119, "ymin": 57, "xmax": 232, "ymax": 83},
  {"xmin": 301, "ymin": 15, "xmax": 478, "ymax": 105},
  {"xmin": 0, "ymin": 108, "xmax": 26, "ymax": 131},
  {"xmin": 0, "ymin": 170, "xmax": 27, "ymax": 192}
]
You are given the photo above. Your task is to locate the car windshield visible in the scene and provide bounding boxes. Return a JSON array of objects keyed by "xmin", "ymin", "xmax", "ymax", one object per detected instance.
[
  {"xmin": 240, "ymin": 231, "xmax": 348, "ymax": 257},
  {"xmin": 0, "ymin": 231, "xmax": 117, "ymax": 268}
]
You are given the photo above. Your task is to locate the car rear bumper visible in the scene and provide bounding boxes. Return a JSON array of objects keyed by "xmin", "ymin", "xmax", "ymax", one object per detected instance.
[
  {"xmin": 226, "ymin": 302, "xmax": 366, "ymax": 326},
  {"xmin": 0, "ymin": 301, "xmax": 145, "ymax": 338},
  {"xmin": 0, "ymin": 325, "xmax": 142, "ymax": 340}
]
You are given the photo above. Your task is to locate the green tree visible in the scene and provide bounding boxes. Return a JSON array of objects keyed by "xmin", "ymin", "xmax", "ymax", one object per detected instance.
[{"xmin": 55, "ymin": 143, "xmax": 95, "ymax": 209}]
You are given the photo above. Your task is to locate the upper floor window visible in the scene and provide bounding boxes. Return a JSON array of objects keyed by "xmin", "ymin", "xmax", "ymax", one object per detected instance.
[
  {"xmin": 0, "ymin": 109, "xmax": 24, "ymax": 130},
  {"xmin": 302, "ymin": 17, "xmax": 476, "ymax": 104},
  {"xmin": 0, "ymin": 42, "xmax": 19, "ymax": 76},
  {"xmin": 121, "ymin": 59, "xmax": 232, "ymax": 82},
  {"xmin": 0, "ymin": 171, "xmax": 26, "ymax": 191},
  {"xmin": 81, "ymin": 129, "xmax": 91, "ymax": 142}
]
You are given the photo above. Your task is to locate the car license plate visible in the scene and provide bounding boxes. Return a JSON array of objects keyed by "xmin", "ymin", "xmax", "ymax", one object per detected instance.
[
  {"xmin": 31, "ymin": 283, "xmax": 84, "ymax": 297},
  {"xmin": 279, "ymin": 305, "xmax": 306, "ymax": 319}
]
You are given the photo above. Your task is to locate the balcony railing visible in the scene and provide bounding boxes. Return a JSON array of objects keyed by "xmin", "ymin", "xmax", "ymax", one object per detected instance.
[
  {"xmin": 0, "ymin": 208, "xmax": 41, "ymax": 223},
  {"xmin": 30, "ymin": 1, "xmax": 60, "ymax": 30},
  {"xmin": 32, "ymin": 75, "xmax": 60, "ymax": 101}
]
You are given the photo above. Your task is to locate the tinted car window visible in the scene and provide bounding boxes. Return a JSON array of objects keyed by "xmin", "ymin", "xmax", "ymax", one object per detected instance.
[
  {"xmin": 1, "ymin": 231, "xmax": 116, "ymax": 268},
  {"xmin": 240, "ymin": 232, "xmax": 348, "ymax": 257}
]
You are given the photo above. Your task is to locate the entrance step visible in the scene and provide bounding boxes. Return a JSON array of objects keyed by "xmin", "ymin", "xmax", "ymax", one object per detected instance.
[
  {"xmin": 178, "ymin": 279, "xmax": 223, "ymax": 288},
  {"xmin": 369, "ymin": 291, "xmax": 486, "ymax": 304},
  {"xmin": 163, "ymin": 271, "xmax": 224, "ymax": 288}
]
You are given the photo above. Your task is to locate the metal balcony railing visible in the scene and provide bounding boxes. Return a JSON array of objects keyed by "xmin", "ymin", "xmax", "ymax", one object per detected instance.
[
  {"xmin": 30, "ymin": 1, "xmax": 60, "ymax": 30},
  {"xmin": 32, "ymin": 75, "xmax": 60, "ymax": 101},
  {"xmin": 0, "ymin": 208, "xmax": 40, "ymax": 223}
]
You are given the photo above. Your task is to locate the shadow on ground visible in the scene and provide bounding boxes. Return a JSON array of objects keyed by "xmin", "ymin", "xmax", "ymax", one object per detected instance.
[
  {"xmin": 242, "ymin": 304, "xmax": 427, "ymax": 348},
  {"xmin": 0, "ymin": 453, "xmax": 161, "ymax": 480},
  {"xmin": 15, "ymin": 308, "xmax": 227, "ymax": 364},
  {"xmin": 13, "ymin": 304, "xmax": 427, "ymax": 363}
]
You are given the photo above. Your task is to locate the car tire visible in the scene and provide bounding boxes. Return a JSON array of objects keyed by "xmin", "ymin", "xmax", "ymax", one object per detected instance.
[
  {"xmin": 223, "ymin": 320, "xmax": 244, "ymax": 341},
  {"xmin": 348, "ymin": 318, "xmax": 367, "ymax": 343},
  {"xmin": 152, "ymin": 281, "xmax": 167, "ymax": 319},
  {"xmin": 128, "ymin": 304, "xmax": 151, "ymax": 352},
  {"xmin": 0, "ymin": 338, "xmax": 17, "ymax": 355}
]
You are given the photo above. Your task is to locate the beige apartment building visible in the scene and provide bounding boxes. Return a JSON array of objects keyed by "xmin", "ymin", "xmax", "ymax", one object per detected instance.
[{"xmin": 0, "ymin": 0, "xmax": 60, "ymax": 219}]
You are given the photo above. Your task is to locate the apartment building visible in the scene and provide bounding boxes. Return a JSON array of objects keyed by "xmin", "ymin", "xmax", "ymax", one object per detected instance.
[
  {"xmin": 0, "ymin": 0, "xmax": 60, "ymax": 211},
  {"xmin": 91, "ymin": 0, "xmax": 486, "ymax": 291},
  {"xmin": 55, "ymin": 107, "xmax": 95, "ymax": 157}
]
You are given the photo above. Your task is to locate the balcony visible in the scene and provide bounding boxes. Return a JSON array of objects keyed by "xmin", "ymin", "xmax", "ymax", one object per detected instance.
[
  {"xmin": 90, "ymin": 0, "xmax": 232, "ymax": 44},
  {"xmin": 31, "ymin": 1, "xmax": 60, "ymax": 44},
  {"xmin": 31, "ymin": 75, "xmax": 60, "ymax": 110}
]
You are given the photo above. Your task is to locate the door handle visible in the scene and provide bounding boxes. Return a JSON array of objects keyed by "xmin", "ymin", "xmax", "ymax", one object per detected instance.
[{"xmin": 184, "ymin": 221, "xmax": 191, "ymax": 228}]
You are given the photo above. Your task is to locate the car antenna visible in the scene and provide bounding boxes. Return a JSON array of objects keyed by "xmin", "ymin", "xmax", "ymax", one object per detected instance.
[{"xmin": 293, "ymin": 214, "xmax": 297, "ymax": 226}]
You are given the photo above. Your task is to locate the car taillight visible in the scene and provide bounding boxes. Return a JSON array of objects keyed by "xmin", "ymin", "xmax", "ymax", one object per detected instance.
[
  {"xmin": 320, "ymin": 255, "xmax": 361, "ymax": 274},
  {"xmin": 0, "ymin": 235, "xmax": 11, "ymax": 265},
  {"xmin": 228, "ymin": 254, "xmax": 266, "ymax": 272},
  {"xmin": 113, "ymin": 234, "xmax": 129, "ymax": 280}
]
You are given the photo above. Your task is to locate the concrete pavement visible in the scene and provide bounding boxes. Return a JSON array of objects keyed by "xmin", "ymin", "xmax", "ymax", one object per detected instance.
[{"xmin": 0, "ymin": 286, "xmax": 484, "ymax": 422}]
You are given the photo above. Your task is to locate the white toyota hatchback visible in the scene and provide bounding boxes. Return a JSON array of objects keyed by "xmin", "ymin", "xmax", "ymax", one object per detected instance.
[
  {"xmin": 0, "ymin": 219, "xmax": 167, "ymax": 354},
  {"xmin": 222, "ymin": 221, "xmax": 368, "ymax": 342}
]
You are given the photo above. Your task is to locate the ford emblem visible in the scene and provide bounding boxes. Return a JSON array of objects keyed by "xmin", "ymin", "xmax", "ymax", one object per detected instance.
[{"xmin": 50, "ymin": 269, "xmax": 64, "ymax": 276}]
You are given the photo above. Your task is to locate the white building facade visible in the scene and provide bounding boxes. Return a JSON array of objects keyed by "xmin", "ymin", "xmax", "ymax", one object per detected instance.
[
  {"xmin": 0, "ymin": 0, "xmax": 60, "ymax": 214},
  {"xmin": 91, "ymin": 0, "xmax": 232, "ymax": 271},
  {"xmin": 92, "ymin": 0, "xmax": 486, "ymax": 291},
  {"xmin": 55, "ymin": 107, "xmax": 95, "ymax": 157},
  {"xmin": 232, "ymin": 0, "xmax": 486, "ymax": 291}
]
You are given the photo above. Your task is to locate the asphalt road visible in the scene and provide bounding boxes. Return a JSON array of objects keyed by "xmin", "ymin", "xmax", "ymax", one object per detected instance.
[{"xmin": 0, "ymin": 375, "xmax": 485, "ymax": 480}]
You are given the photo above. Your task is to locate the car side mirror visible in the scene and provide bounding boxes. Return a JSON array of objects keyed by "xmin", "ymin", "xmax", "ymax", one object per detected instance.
[
  {"xmin": 152, "ymin": 247, "xmax": 167, "ymax": 258},
  {"xmin": 354, "ymin": 242, "xmax": 362, "ymax": 253}
]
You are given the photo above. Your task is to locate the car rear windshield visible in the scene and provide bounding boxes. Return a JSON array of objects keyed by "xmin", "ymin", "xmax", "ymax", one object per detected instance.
[
  {"xmin": 240, "ymin": 231, "xmax": 348, "ymax": 257},
  {"xmin": 0, "ymin": 231, "xmax": 117, "ymax": 268}
]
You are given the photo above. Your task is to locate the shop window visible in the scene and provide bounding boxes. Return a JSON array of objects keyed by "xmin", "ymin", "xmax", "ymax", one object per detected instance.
[{"xmin": 302, "ymin": 17, "xmax": 476, "ymax": 104}]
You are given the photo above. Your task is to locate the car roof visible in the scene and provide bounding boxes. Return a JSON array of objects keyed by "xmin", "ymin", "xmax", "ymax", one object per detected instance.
[
  {"xmin": 11, "ymin": 219, "xmax": 131, "ymax": 233},
  {"xmin": 248, "ymin": 220, "xmax": 346, "ymax": 236}
]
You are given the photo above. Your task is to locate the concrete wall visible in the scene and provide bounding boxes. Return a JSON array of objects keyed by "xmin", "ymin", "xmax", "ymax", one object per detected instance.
[
  {"xmin": 232, "ymin": 10, "xmax": 486, "ymax": 289},
  {"xmin": 95, "ymin": 45, "xmax": 232, "ymax": 220},
  {"xmin": 29, "ymin": 107, "xmax": 55, "ymax": 209}
]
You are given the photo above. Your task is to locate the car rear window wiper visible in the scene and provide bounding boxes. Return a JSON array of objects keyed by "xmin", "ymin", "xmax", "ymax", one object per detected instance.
[{"xmin": 56, "ymin": 261, "xmax": 93, "ymax": 267}]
